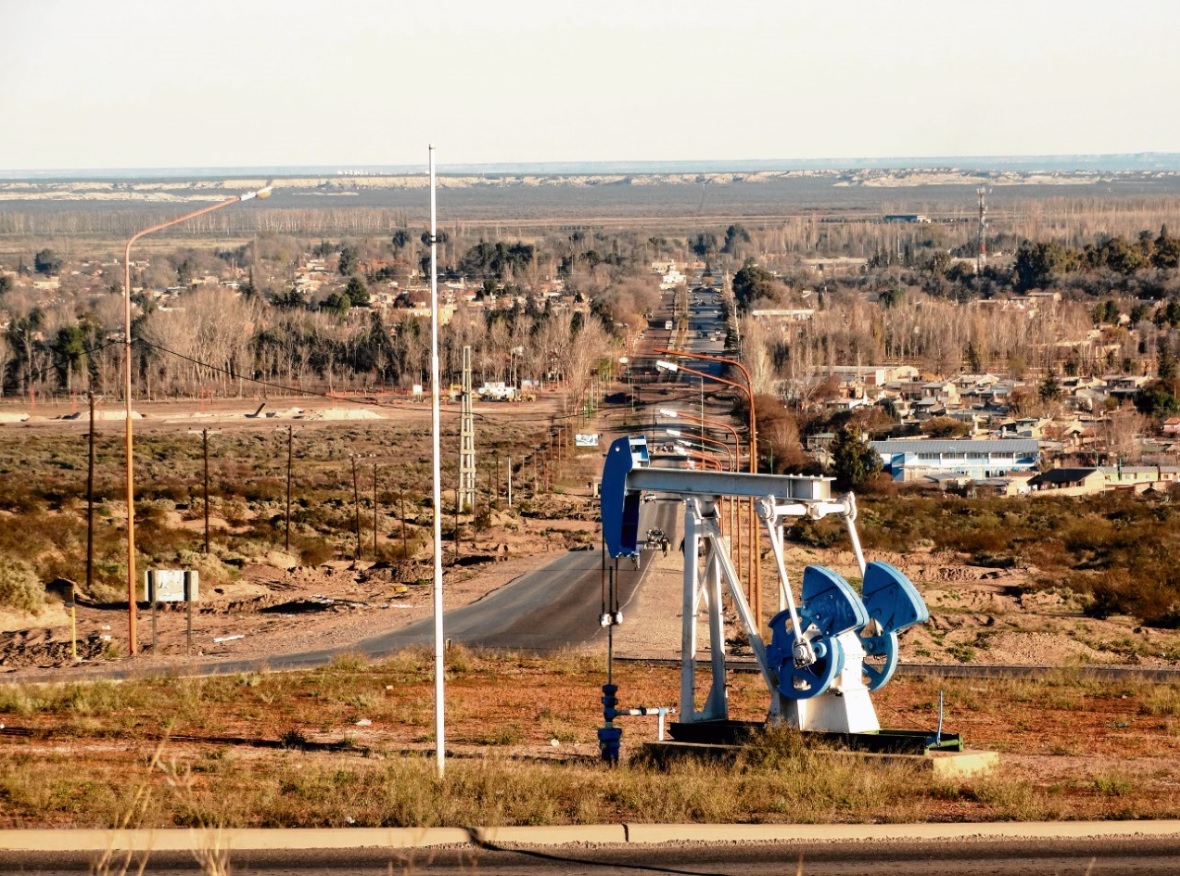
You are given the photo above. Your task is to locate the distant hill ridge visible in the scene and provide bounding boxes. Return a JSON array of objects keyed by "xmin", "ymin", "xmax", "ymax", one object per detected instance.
[{"xmin": 4, "ymin": 153, "xmax": 1180, "ymax": 182}]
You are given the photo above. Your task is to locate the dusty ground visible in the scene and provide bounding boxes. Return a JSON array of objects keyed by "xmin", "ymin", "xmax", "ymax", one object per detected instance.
[
  {"xmin": 614, "ymin": 539, "xmax": 1180, "ymax": 669},
  {"xmin": 6, "ymin": 521, "xmax": 1179, "ymax": 677},
  {"xmin": 3, "ymin": 385, "xmax": 1178, "ymax": 674}
]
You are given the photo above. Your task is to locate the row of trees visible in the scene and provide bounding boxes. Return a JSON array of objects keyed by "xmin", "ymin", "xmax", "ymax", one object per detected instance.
[{"xmin": 0, "ymin": 284, "xmax": 615, "ymax": 406}]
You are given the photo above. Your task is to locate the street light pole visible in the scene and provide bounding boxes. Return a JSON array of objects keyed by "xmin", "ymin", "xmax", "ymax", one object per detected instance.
[
  {"xmin": 654, "ymin": 348, "xmax": 757, "ymax": 473},
  {"xmin": 428, "ymin": 146, "xmax": 446, "ymax": 778},
  {"xmin": 659, "ymin": 408, "xmax": 745, "ymax": 466},
  {"xmin": 655, "ymin": 356, "xmax": 761, "ymax": 623},
  {"xmin": 659, "ymin": 408, "xmax": 745, "ymax": 535},
  {"xmin": 665, "ymin": 428, "xmax": 735, "ymax": 469},
  {"xmin": 654, "ymin": 349, "xmax": 761, "ymax": 606},
  {"xmin": 121, "ymin": 185, "xmax": 271, "ymax": 655}
]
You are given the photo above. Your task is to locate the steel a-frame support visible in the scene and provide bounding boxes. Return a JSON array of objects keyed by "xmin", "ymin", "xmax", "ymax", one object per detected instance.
[{"xmin": 679, "ymin": 498, "xmax": 782, "ymax": 723}]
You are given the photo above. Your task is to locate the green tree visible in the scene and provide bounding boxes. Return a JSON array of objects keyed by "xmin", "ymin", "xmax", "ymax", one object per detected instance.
[
  {"xmin": 1152, "ymin": 225, "xmax": 1180, "ymax": 270},
  {"xmin": 270, "ymin": 288, "xmax": 306, "ymax": 310},
  {"xmin": 732, "ymin": 261, "xmax": 781, "ymax": 312},
  {"xmin": 690, "ymin": 233, "xmax": 718, "ymax": 258},
  {"xmin": 33, "ymin": 249, "xmax": 63, "ymax": 276},
  {"xmin": 830, "ymin": 427, "xmax": 881, "ymax": 491},
  {"xmin": 1157, "ymin": 300, "xmax": 1180, "ymax": 328},
  {"xmin": 176, "ymin": 256, "xmax": 196, "ymax": 286},
  {"xmin": 1013, "ymin": 240, "xmax": 1072, "ymax": 292},
  {"xmin": 6, "ymin": 308, "xmax": 44, "ymax": 392},
  {"xmin": 391, "ymin": 229, "xmax": 412, "ymax": 251},
  {"xmin": 1102, "ymin": 237, "xmax": 1144, "ymax": 275},
  {"xmin": 721, "ymin": 224, "xmax": 750, "ymax": 255},
  {"xmin": 922, "ymin": 249, "xmax": 952, "ymax": 276},
  {"xmin": 338, "ymin": 244, "xmax": 359, "ymax": 277},
  {"xmin": 1158, "ymin": 337, "xmax": 1177, "ymax": 380},
  {"xmin": 458, "ymin": 241, "xmax": 534, "ymax": 281},
  {"xmin": 1038, "ymin": 372, "xmax": 1061, "ymax": 403},
  {"xmin": 321, "ymin": 291, "xmax": 351, "ymax": 317},
  {"xmin": 1135, "ymin": 380, "xmax": 1180, "ymax": 417},
  {"xmin": 0, "ymin": 275, "xmax": 12, "ymax": 295},
  {"xmin": 51, "ymin": 324, "xmax": 88, "ymax": 391},
  {"xmin": 964, "ymin": 341, "xmax": 981, "ymax": 373},
  {"xmin": 344, "ymin": 276, "xmax": 370, "ymax": 307}
]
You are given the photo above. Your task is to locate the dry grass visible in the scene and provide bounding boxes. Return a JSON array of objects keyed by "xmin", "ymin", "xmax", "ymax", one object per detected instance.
[{"xmin": 3, "ymin": 651, "xmax": 1180, "ymax": 828}]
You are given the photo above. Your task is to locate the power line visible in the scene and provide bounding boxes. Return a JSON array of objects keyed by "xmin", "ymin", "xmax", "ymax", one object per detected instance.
[{"xmin": 134, "ymin": 337, "xmax": 601, "ymax": 426}]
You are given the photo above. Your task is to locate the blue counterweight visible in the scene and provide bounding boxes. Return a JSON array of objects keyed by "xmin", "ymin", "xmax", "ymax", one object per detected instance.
[
  {"xmin": 858, "ymin": 561, "xmax": 930, "ymax": 690},
  {"xmin": 767, "ymin": 566, "xmax": 868, "ymax": 700}
]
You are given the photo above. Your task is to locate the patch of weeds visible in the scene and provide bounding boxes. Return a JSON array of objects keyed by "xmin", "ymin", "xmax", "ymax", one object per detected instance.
[
  {"xmin": 343, "ymin": 693, "xmax": 378, "ymax": 710},
  {"xmin": 971, "ymin": 631, "xmax": 997, "ymax": 649},
  {"xmin": 280, "ymin": 729, "xmax": 309, "ymax": 749},
  {"xmin": 946, "ymin": 644, "xmax": 976, "ymax": 664},
  {"xmin": 1139, "ymin": 687, "xmax": 1180, "ymax": 717},
  {"xmin": 470, "ymin": 724, "xmax": 524, "ymax": 745},
  {"xmin": 329, "ymin": 653, "xmax": 369, "ymax": 673},
  {"xmin": 446, "ymin": 645, "xmax": 474, "ymax": 674},
  {"xmin": 1093, "ymin": 775, "xmax": 1132, "ymax": 797}
]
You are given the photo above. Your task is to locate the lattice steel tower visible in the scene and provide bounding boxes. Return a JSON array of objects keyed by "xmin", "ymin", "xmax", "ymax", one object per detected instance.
[
  {"xmin": 976, "ymin": 187, "xmax": 988, "ymax": 274},
  {"xmin": 459, "ymin": 345, "xmax": 477, "ymax": 512}
]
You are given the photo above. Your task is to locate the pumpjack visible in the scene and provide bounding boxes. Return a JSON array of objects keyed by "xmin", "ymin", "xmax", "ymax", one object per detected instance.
[{"xmin": 597, "ymin": 435, "xmax": 962, "ymax": 760}]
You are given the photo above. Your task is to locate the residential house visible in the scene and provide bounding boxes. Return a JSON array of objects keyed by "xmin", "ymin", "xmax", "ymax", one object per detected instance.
[
  {"xmin": 1027, "ymin": 468, "xmax": 1105, "ymax": 496},
  {"xmin": 999, "ymin": 417, "xmax": 1051, "ymax": 439},
  {"xmin": 1101, "ymin": 465, "xmax": 1180, "ymax": 493},
  {"xmin": 970, "ymin": 473, "xmax": 1034, "ymax": 497}
]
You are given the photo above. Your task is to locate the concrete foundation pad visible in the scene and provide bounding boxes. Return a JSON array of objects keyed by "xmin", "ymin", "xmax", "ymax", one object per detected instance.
[
  {"xmin": 639, "ymin": 742, "xmax": 998, "ymax": 777},
  {"xmin": 822, "ymin": 749, "xmax": 999, "ymax": 778}
]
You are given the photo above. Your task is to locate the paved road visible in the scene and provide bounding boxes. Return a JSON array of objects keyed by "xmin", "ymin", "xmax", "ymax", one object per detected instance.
[
  {"xmin": 346, "ymin": 499, "xmax": 679, "ymax": 653},
  {"xmin": 8, "ymin": 837, "xmax": 1180, "ymax": 875}
]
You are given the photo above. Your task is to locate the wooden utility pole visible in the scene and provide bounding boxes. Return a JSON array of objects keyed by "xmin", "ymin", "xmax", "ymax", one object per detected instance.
[
  {"xmin": 400, "ymin": 491, "xmax": 408, "ymax": 559},
  {"xmin": 285, "ymin": 426, "xmax": 293, "ymax": 553},
  {"xmin": 453, "ymin": 487, "xmax": 460, "ymax": 562},
  {"xmin": 86, "ymin": 392, "xmax": 95, "ymax": 598},
  {"xmin": 351, "ymin": 456, "xmax": 362, "ymax": 561},
  {"xmin": 202, "ymin": 428, "xmax": 210, "ymax": 554}
]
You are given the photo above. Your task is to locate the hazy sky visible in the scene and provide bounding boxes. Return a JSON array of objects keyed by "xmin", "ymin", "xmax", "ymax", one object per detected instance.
[{"xmin": 3, "ymin": 0, "xmax": 1177, "ymax": 171}]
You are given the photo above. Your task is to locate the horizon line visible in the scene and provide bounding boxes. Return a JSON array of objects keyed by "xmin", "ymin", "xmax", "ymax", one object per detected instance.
[{"xmin": 4, "ymin": 152, "xmax": 1180, "ymax": 181}]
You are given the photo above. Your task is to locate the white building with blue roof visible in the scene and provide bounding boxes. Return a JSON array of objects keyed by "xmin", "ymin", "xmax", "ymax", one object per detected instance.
[{"xmin": 869, "ymin": 439, "xmax": 1040, "ymax": 482}]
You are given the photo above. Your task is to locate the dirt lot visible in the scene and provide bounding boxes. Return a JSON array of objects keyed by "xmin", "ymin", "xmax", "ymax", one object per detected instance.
[{"xmin": 5, "ymin": 497, "xmax": 1180, "ymax": 678}]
